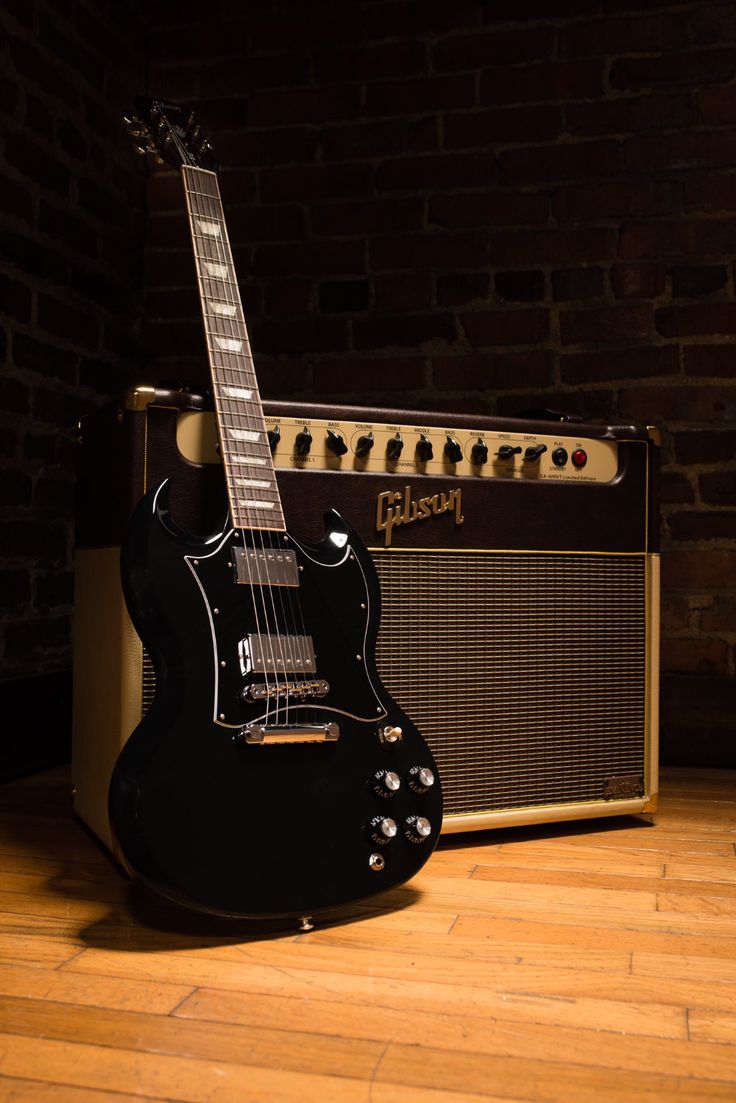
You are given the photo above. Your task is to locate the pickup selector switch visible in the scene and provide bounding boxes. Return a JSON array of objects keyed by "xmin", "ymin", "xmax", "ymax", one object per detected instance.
[
  {"xmin": 368, "ymin": 815, "xmax": 398, "ymax": 845},
  {"xmin": 496, "ymin": 445, "xmax": 522, "ymax": 461},
  {"xmin": 404, "ymin": 814, "xmax": 432, "ymax": 844},
  {"xmin": 407, "ymin": 766, "xmax": 435, "ymax": 794},
  {"xmin": 386, "ymin": 432, "xmax": 403, "ymax": 461},
  {"xmin": 267, "ymin": 426, "xmax": 281, "ymax": 452},
  {"xmin": 355, "ymin": 432, "xmax": 375, "ymax": 458},
  {"xmin": 294, "ymin": 427, "xmax": 312, "ymax": 456},
  {"xmin": 444, "ymin": 436, "xmax": 463, "ymax": 464},
  {"xmin": 326, "ymin": 429, "xmax": 348, "ymax": 456},
  {"xmin": 416, "ymin": 434, "xmax": 433, "ymax": 462},
  {"xmin": 552, "ymin": 447, "xmax": 568, "ymax": 467},
  {"xmin": 471, "ymin": 438, "xmax": 488, "ymax": 465},
  {"xmin": 524, "ymin": 443, "xmax": 548, "ymax": 463},
  {"xmin": 372, "ymin": 769, "xmax": 401, "ymax": 798}
]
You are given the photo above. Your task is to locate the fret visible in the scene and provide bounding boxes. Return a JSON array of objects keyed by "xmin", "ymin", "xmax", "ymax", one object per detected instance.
[{"xmin": 182, "ymin": 164, "xmax": 285, "ymax": 533}]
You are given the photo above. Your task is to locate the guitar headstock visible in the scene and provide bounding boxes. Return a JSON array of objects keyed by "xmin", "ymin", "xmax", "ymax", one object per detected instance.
[{"xmin": 124, "ymin": 99, "xmax": 219, "ymax": 173}]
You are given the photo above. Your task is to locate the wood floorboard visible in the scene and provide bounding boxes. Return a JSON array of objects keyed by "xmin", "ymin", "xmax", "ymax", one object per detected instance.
[{"xmin": 0, "ymin": 766, "xmax": 734, "ymax": 1102}]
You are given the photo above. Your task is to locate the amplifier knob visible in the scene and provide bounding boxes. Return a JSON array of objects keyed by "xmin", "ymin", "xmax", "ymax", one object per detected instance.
[
  {"xmin": 524, "ymin": 443, "xmax": 548, "ymax": 462},
  {"xmin": 404, "ymin": 814, "xmax": 432, "ymax": 844},
  {"xmin": 386, "ymin": 432, "xmax": 404, "ymax": 461},
  {"xmin": 295, "ymin": 427, "xmax": 312, "ymax": 456},
  {"xmin": 368, "ymin": 815, "xmax": 398, "ymax": 845},
  {"xmin": 471, "ymin": 438, "xmax": 488, "ymax": 465},
  {"xmin": 444, "ymin": 436, "xmax": 463, "ymax": 464},
  {"xmin": 552, "ymin": 446, "xmax": 568, "ymax": 467},
  {"xmin": 326, "ymin": 429, "xmax": 348, "ymax": 456},
  {"xmin": 407, "ymin": 766, "xmax": 435, "ymax": 794},
  {"xmin": 356, "ymin": 432, "xmax": 375, "ymax": 458},
  {"xmin": 372, "ymin": 769, "xmax": 401, "ymax": 798},
  {"xmin": 496, "ymin": 444, "xmax": 522, "ymax": 460},
  {"xmin": 416, "ymin": 434, "xmax": 433, "ymax": 462},
  {"xmin": 267, "ymin": 426, "xmax": 281, "ymax": 452}
]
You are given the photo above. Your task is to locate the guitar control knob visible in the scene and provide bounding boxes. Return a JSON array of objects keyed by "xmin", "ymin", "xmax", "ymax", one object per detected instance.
[
  {"xmin": 496, "ymin": 445, "xmax": 522, "ymax": 461},
  {"xmin": 471, "ymin": 438, "xmax": 488, "ymax": 465},
  {"xmin": 294, "ymin": 427, "xmax": 312, "ymax": 456},
  {"xmin": 386, "ymin": 433, "xmax": 404, "ymax": 461},
  {"xmin": 416, "ymin": 434, "xmax": 433, "ymax": 462},
  {"xmin": 368, "ymin": 815, "xmax": 398, "ymax": 845},
  {"xmin": 404, "ymin": 814, "xmax": 432, "ymax": 844},
  {"xmin": 524, "ymin": 443, "xmax": 548, "ymax": 463},
  {"xmin": 355, "ymin": 432, "xmax": 374, "ymax": 458},
  {"xmin": 407, "ymin": 766, "xmax": 435, "ymax": 794},
  {"xmin": 372, "ymin": 769, "xmax": 401, "ymax": 798},
  {"xmin": 444, "ymin": 436, "xmax": 463, "ymax": 464},
  {"xmin": 379, "ymin": 724, "xmax": 403, "ymax": 746},
  {"xmin": 267, "ymin": 426, "xmax": 281, "ymax": 452},
  {"xmin": 326, "ymin": 429, "xmax": 348, "ymax": 456}
]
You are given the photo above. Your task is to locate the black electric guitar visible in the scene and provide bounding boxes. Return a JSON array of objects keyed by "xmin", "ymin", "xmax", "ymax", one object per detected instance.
[{"xmin": 109, "ymin": 101, "xmax": 442, "ymax": 920}]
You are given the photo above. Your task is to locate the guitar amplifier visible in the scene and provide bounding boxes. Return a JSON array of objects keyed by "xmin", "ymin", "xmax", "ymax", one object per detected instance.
[{"xmin": 72, "ymin": 385, "xmax": 659, "ymax": 849}]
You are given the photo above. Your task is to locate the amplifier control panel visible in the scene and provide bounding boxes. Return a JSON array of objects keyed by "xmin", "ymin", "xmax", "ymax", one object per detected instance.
[{"xmin": 176, "ymin": 412, "xmax": 620, "ymax": 483}]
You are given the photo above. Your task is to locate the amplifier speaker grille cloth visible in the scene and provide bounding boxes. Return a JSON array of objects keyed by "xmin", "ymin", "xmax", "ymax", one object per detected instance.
[{"xmin": 372, "ymin": 551, "xmax": 647, "ymax": 817}]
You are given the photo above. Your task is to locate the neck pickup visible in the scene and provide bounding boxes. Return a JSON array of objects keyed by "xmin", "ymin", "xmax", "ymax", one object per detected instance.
[{"xmin": 232, "ymin": 547, "xmax": 299, "ymax": 587}]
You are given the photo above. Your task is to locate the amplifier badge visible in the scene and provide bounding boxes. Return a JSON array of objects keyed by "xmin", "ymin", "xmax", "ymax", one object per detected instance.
[
  {"xmin": 376, "ymin": 485, "xmax": 464, "ymax": 547},
  {"xmin": 603, "ymin": 774, "xmax": 645, "ymax": 800}
]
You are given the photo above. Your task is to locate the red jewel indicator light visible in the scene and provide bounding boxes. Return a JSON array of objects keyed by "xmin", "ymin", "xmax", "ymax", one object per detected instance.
[{"xmin": 571, "ymin": 448, "xmax": 588, "ymax": 469}]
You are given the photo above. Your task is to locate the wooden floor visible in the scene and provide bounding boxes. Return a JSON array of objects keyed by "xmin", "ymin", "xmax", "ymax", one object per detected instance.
[{"xmin": 0, "ymin": 769, "xmax": 735, "ymax": 1103}]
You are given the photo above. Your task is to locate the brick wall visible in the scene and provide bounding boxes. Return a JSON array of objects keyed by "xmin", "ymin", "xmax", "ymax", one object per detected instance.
[
  {"xmin": 146, "ymin": 0, "xmax": 735, "ymax": 763},
  {"xmin": 0, "ymin": 0, "xmax": 146, "ymax": 699}
]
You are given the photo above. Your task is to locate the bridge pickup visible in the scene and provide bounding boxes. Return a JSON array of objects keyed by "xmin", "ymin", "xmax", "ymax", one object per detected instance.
[
  {"xmin": 243, "ymin": 679, "xmax": 330, "ymax": 702},
  {"xmin": 242, "ymin": 723, "xmax": 340, "ymax": 745},
  {"xmin": 238, "ymin": 634, "xmax": 316, "ymax": 674},
  {"xmin": 232, "ymin": 547, "xmax": 299, "ymax": 587}
]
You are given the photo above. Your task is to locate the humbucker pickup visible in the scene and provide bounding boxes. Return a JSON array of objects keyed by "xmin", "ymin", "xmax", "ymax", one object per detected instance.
[
  {"xmin": 238, "ymin": 634, "xmax": 316, "ymax": 674},
  {"xmin": 232, "ymin": 547, "xmax": 299, "ymax": 586}
]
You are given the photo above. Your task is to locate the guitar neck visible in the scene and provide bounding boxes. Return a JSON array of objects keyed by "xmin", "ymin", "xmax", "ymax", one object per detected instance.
[{"xmin": 182, "ymin": 164, "xmax": 285, "ymax": 533}]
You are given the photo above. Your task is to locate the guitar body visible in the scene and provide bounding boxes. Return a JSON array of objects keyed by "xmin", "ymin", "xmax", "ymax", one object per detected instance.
[{"xmin": 109, "ymin": 481, "xmax": 443, "ymax": 918}]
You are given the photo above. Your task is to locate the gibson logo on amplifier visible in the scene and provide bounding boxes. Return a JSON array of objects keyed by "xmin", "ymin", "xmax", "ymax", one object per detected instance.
[{"xmin": 376, "ymin": 485, "xmax": 464, "ymax": 547}]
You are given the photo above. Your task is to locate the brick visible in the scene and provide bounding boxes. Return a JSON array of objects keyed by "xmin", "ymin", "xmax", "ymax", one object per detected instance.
[
  {"xmin": 560, "ymin": 345, "xmax": 678, "ymax": 384},
  {"xmin": 315, "ymin": 41, "xmax": 427, "ymax": 83},
  {"xmin": 38, "ymin": 294, "xmax": 99, "ymax": 351},
  {"xmin": 559, "ymin": 14, "xmax": 684, "ymax": 57},
  {"xmin": 375, "ymin": 273, "xmax": 432, "ymax": 312},
  {"xmin": 700, "ymin": 471, "xmax": 736, "ymax": 506},
  {"xmin": 430, "ymin": 191, "xmax": 548, "ymax": 229},
  {"xmin": 3, "ymin": 132, "xmax": 69, "ymax": 196},
  {"xmin": 553, "ymin": 180, "xmax": 679, "ymax": 223},
  {"xmin": 251, "ymin": 317, "xmax": 350, "ymax": 355},
  {"xmin": 25, "ymin": 95, "xmax": 54, "ymax": 141},
  {"xmin": 0, "ymin": 470, "xmax": 32, "ymax": 507},
  {"xmin": 319, "ymin": 280, "xmax": 370, "ymax": 314},
  {"xmin": 39, "ymin": 201, "xmax": 98, "ymax": 258},
  {"xmin": 685, "ymin": 175, "xmax": 736, "ymax": 213},
  {"xmin": 0, "ymin": 570, "xmax": 30, "ymax": 614},
  {"xmin": 433, "ymin": 349, "xmax": 555, "ymax": 390},
  {"xmin": 610, "ymin": 263, "xmax": 665, "ymax": 300},
  {"xmin": 444, "ymin": 105, "xmax": 562, "ymax": 149},
  {"xmin": 660, "ymin": 593, "xmax": 691, "ymax": 631},
  {"xmin": 626, "ymin": 132, "xmax": 736, "ymax": 174},
  {"xmin": 370, "ymin": 233, "xmax": 486, "ymax": 272},
  {"xmin": 698, "ymin": 84, "xmax": 736, "ymax": 126},
  {"xmin": 365, "ymin": 75, "xmax": 474, "ymax": 116},
  {"xmin": 12, "ymin": 334, "xmax": 77, "ymax": 384},
  {"xmin": 560, "ymin": 304, "xmax": 652, "ymax": 347},
  {"xmin": 497, "ymin": 389, "xmax": 616, "ymax": 420},
  {"xmin": 436, "ymin": 272, "xmax": 490, "ymax": 306},
  {"xmin": 610, "ymin": 48, "xmax": 736, "ymax": 91},
  {"xmin": 657, "ymin": 303, "xmax": 736, "ymax": 338},
  {"xmin": 500, "ymin": 140, "xmax": 620, "ymax": 186},
  {"xmin": 313, "ymin": 357, "xmax": 428, "ymax": 394},
  {"xmin": 494, "ymin": 270, "xmax": 545, "ymax": 303},
  {"xmin": 435, "ymin": 27, "xmax": 554, "ymax": 71},
  {"xmin": 0, "ymin": 521, "xmax": 67, "ymax": 562},
  {"xmin": 668, "ymin": 511, "xmax": 736, "ymax": 542},
  {"xmin": 376, "ymin": 152, "xmax": 496, "ymax": 192},
  {"xmin": 0, "ymin": 168, "xmax": 33, "ymax": 223},
  {"xmin": 0, "ymin": 272, "xmax": 31, "ymax": 323},
  {"xmin": 620, "ymin": 220, "xmax": 736, "ymax": 260},
  {"xmin": 700, "ymin": 596, "xmax": 736, "ymax": 633},
  {"xmin": 4, "ymin": 616, "xmax": 71, "ymax": 664},
  {"xmin": 248, "ymin": 84, "xmax": 362, "ymax": 127},
  {"xmin": 144, "ymin": 319, "xmax": 206, "ymax": 358},
  {"xmin": 683, "ymin": 345, "xmax": 736, "ymax": 378},
  {"xmin": 565, "ymin": 94, "xmax": 694, "ymax": 137},
  {"xmin": 311, "ymin": 199, "xmax": 423, "ymax": 237},
  {"xmin": 324, "ymin": 118, "xmax": 438, "ymax": 162},
  {"xmin": 34, "ymin": 476, "xmax": 75, "ymax": 516},
  {"xmin": 214, "ymin": 127, "xmax": 318, "ymax": 167},
  {"xmin": 689, "ymin": 4, "xmax": 736, "ymax": 45},
  {"xmin": 9, "ymin": 37, "xmax": 78, "ymax": 108},
  {"xmin": 35, "ymin": 571, "xmax": 74, "ymax": 613},
  {"xmin": 552, "ymin": 268, "xmax": 604, "ymax": 302},
  {"xmin": 32, "ymin": 386, "xmax": 92, "ymax": 428},
  {"xmin": 353, "ymin": 313, "xmax": 457, "ymax": 350},
  {"xmin": 461, "ymin": 308, "xmax": 550, "ymax": 347},
  {"xmin": 39, "ymin": 14, "xmax": 104, "ymax": 90},
  {"xmin": 660, "ymin": 637, "xmax": 730, "ymax": 676},
  {"xmin": 491, "ymin": 227, "xmax": 616, "ymax": 266},
  {"xmin": 0, "ymin": 428, "xmax": 17, "ymax": 458},
  {"xmin": 673, "ymin": 430, "xmax": 736, "ymax": 464},
  {"xmin": 480, "ymin": 61, "xmax": 603, "ymax": 106},
  {"xmin": 78, "ymin": 177, "xmax": 133, "ymax": 229},
  {"xmin": 71, "ymin": 267, "xmax": 124, "ymax": 313},
  {"xmin": 363, "ymin": 0, "xmax": 481, "ymax": 37},
  {"xmin": 260, "ymin": 163, "xmax": 374, "ymax": 204},
  {"xmin": 264, "ymin": 281, "xmax": 312, "ymax": 317},
  {"xmin": 0, "ymin": 377, "xmax": 29, "ymax": 414},
  {"xmin": 671, "ymin": 265, "xmax": 728, "ymax": 299},
  {"xmin": 660, "ymin": 473, "xmax": 695, "ymax": 505},
  {"xmin": 0, "ymin": 229, "xmax": 68, "ymax": 282},
  {"xmin": 663, "ymin": 550, "xmax": 736, "ymax": 589},
  {"xmin": 227, "ymin": 205, "xmax": 306, "ymax": 244},
  {"xmin": 254, "ymin": 240, "xmax": 365, "ymax": 277}
]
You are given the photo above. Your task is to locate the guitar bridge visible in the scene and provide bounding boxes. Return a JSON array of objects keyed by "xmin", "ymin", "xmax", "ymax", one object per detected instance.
[{"xmin": 241, "ymin": 723, "xmax": 340, "ymax": 745}]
